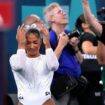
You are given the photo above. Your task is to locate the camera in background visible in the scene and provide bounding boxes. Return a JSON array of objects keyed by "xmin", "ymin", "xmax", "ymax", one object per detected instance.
[{"xmin": 67, "ymin": 29, "xmax": 80, "ymax": 39}]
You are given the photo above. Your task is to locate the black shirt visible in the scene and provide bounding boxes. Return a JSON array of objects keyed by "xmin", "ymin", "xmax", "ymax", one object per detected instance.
[
  {"xmin": 100, "ymin": 23, "xmax": 105, "ymax": 44},
  {"xmin": 79, "ymin": 32, "xmax": 98, "ymax": 53}
]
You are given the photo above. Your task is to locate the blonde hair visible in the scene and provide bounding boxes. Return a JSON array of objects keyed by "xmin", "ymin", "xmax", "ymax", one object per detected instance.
[{"xmin": 43, "ymin": 2, "xmax": 60, "ymax": 26}]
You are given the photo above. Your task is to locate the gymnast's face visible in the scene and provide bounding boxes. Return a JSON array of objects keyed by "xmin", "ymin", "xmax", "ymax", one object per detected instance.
[{"xmin": 25, "ymin": 32, "xmax": 41, "ymax": 58}]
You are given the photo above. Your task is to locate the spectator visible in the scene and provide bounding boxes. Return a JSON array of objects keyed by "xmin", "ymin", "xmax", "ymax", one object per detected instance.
[
  {"xmin": 75, "ymin": 14, "xmax": 98, "ymax": 55},
  {"xmin": 75, "ymin": 13, "xmax": 102, "ymax": 105},
  {"xmin": 43, "ymin": 2, "xmax": 87, "ymax": 105},
  {"xmin": 82, "ymin": 0, "xmax": 105, "ymax": 64},
  {"xmin": 82, "ymin": 0, "xmax": 105, "ymax": 102}
]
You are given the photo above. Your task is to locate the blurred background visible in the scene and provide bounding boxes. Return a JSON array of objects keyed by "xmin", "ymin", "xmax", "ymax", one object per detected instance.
[{"xmin": 0, "ymin": 0, "xmax": 105, "ymax": 105}]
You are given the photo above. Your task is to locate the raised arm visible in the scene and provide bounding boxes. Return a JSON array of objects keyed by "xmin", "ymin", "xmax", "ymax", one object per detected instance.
[
  {"xmin": 9, "ymin": 24, "xmax": 26, "ymax": 71},
  {"xmin": 69, "ymin": 37, "xmax": 83, "ymax": 64},
  {"xmin": 54, "ymin": 32, "xmax": 69, "ymax": 59},
  {"xmin": 39, "ymin": 23, "xmax": 59, "ymax": 70},
  {"xmin": 82, "ymin": 0, "xmax": 102, "ymax": 36},
  {"xmin": 16, "ymin": 24, "xmax": 26, "ymax": 49},
  {"xmin": 39, "ymin": 23, "xmax": 51, "ymax": 49}
]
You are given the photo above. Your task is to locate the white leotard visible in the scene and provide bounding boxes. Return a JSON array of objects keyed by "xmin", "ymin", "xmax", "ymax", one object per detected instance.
[{"xmin": 9, "ymin": 48, "xmax": 59, "ymax": 105}]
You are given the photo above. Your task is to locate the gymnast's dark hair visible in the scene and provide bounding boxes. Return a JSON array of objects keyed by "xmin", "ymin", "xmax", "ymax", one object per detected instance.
[{"xmin": 26, "ymin": 28, "xmax": 42, "ymax": 39}]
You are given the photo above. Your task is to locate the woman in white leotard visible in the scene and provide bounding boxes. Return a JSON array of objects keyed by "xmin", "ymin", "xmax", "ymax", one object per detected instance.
[{"xmin": 9, "ymin": 15, "xmax": 60, "ymax": 105}]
